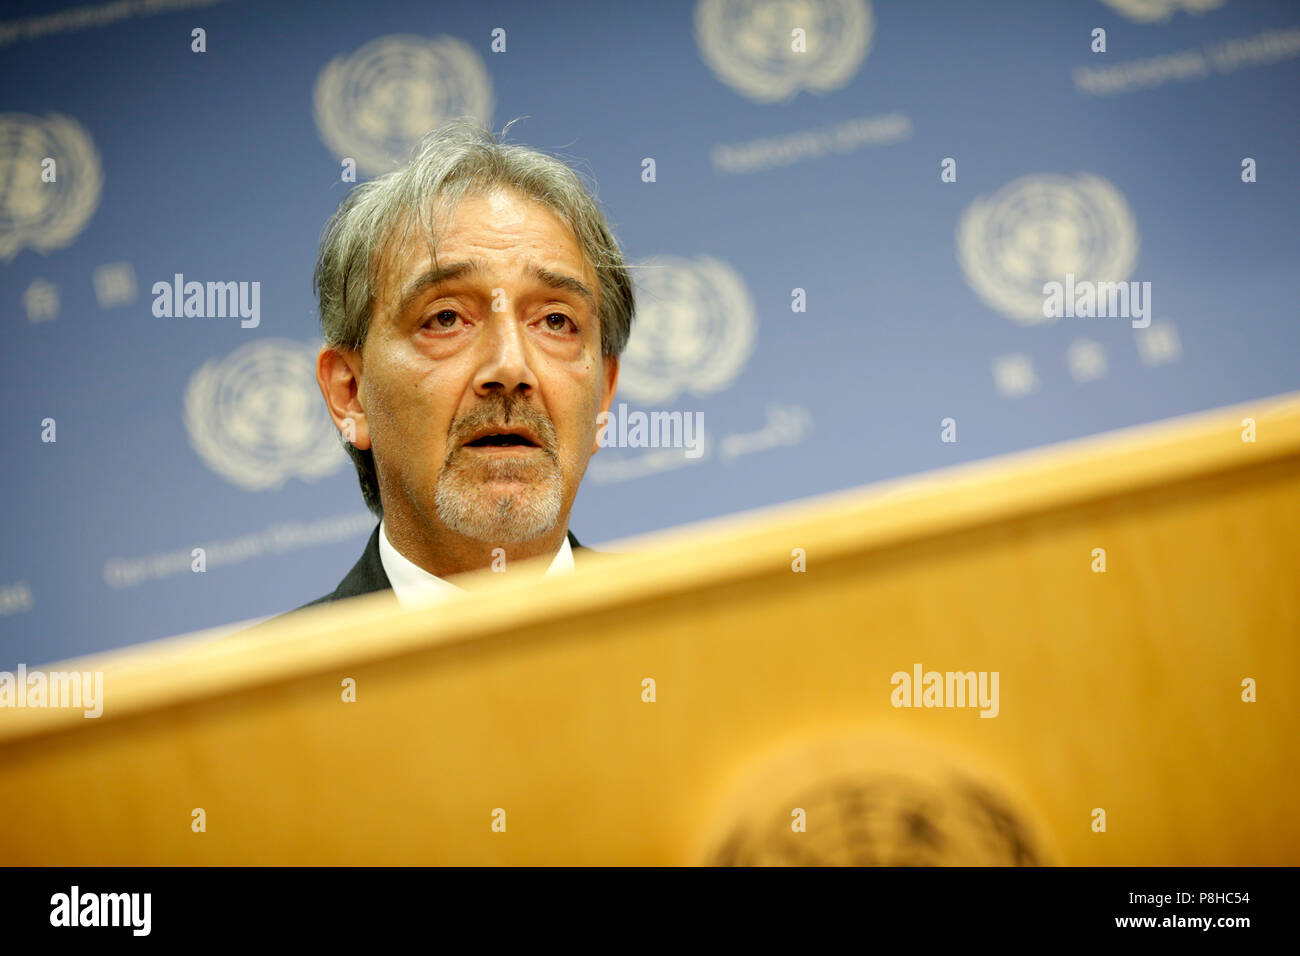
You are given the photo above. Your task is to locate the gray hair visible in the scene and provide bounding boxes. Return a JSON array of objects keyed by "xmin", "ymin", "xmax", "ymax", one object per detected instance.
[{"xmin": 313, "ymin": 118, "xmax": 636, "ymax": 518}]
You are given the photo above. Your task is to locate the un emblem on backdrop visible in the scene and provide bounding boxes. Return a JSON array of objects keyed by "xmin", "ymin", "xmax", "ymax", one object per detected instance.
[
  {"xmin": 0, "ymin": 113, "xmax": 101, "ymax": 262},
  {"xmin": 314, "ymin": 34, "xmax": 494, "ymax": 177},
  {"xmin": 1098, "ymin": 0, "xmax": 1226, "ymax": 23},
  {"xmin": 184, "ymin": 340, "xmax": 346, "ymax": 491},
  {"xmin": 956, "ymin": 173, "xmax": 1139, "ymax": 325},
  {"xmin": 619, "ymin": 256, "xmax": 756, "ymax": 404},
  {"xmin": 695, "ymin": 0, "xmax": 873, "ymax": 102}
]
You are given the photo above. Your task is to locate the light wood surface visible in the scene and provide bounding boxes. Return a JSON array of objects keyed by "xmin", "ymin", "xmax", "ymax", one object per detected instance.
[{"xmin": 1, "ymin": 392, "xmax": 1297, "ymax": 864}]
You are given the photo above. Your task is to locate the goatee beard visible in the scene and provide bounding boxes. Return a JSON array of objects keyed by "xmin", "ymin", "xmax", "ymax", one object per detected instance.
[
  {"xmin": 434, "ymin": 454, "xmax": 563, "ymax": 544},
  {"xmin": 434, "ymin": 394, "xmax": 564, "ymax": 543}
]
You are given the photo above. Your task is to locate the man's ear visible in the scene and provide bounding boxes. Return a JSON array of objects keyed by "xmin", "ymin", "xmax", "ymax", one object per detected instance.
[
  {"xmin": 317, "ymin": 345, "xmax": 371, "ymax": 451},
  {"xmin": 591, "ymin": 354, "xmax": 619, "ymax": 456}
]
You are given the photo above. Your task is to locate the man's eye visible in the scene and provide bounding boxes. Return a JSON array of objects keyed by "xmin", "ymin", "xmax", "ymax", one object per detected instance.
[
  {"xmin": 543, "ymin": 313, "xmax": 574, "ymax": 332},
  {"xmin": 427, "ymin": 310, "xmax": 459, "ymax": 329}
]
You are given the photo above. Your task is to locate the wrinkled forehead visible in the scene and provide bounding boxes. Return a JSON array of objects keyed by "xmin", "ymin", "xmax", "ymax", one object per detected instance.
[{"xmin": 373, "ymin": 188, "xmax": 595, "ymax": 311}]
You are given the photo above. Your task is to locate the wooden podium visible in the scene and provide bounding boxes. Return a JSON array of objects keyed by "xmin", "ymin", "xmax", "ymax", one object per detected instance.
[{"xmin": 2, "ymin": 392, "xmax": 1297, "ymax": 865}]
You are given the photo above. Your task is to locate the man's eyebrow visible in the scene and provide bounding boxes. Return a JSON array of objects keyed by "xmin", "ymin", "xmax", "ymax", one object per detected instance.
[
  {"xmin": 531, "ymin": 265, "xmax": 597, "ymax": 311},
  {"xmin": 393, "ymin": 258, "xmax": 597, "ymax": 319}
]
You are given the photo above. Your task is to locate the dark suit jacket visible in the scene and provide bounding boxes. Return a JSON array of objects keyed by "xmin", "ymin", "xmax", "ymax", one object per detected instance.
[{"xmin": 291, "ymin": 525, "xmax": 591, "ymax": 613}]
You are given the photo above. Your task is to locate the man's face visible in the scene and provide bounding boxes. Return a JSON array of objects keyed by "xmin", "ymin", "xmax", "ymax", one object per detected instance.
[{"xmin": 325, "ymin": 187, "xmax": 618, "ymax": 547}]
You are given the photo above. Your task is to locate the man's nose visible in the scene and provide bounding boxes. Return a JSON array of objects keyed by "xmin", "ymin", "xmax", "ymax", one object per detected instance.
[{"xmin": 473, "ymin": 308, "xmax": 538, "ymax": 397}]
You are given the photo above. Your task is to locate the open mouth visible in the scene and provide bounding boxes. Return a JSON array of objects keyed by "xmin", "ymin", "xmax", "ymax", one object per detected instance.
[{"xmin": 464, "ymin": 432, "xmax": 538, "ymax": 448}]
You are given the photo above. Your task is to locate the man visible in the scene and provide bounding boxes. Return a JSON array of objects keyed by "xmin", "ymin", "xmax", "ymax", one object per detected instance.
[{"xmin": 292, "ymin": 119, "xmax": 635, "ymax": 612}]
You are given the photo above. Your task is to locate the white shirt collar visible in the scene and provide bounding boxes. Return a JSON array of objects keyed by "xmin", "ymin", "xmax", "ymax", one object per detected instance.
[{"xmin": 377, "ymin": 519, "xmax": 575, "ymax": 608}]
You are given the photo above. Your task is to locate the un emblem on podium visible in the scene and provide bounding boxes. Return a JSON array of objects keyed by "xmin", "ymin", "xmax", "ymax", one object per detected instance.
[
  {"xmin": 695, "ymin": 0, "xmax": 874, "ymax": 102},
  {"xmin": 184, "ymin": 340, "xmax": 346, "ymax": 491},
  {"xmin": 314, "ymin": 34, "xmax": 494, "ymax": 178},
  {"xmin": 957, "ymin": 172, "xmax": 1139, "ymax": 325},
  {"xmin": 0, "ymin": 112, "xmax": 101, "ymax": 262},
  {"xmin": 695, "ymin": 732, "xmax": 1053, "ymax": 866}
]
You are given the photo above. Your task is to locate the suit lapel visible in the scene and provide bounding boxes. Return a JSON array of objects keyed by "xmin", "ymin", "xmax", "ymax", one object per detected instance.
[{"xmin": 332, "ymin": 524, "xmax": 392, "ymax": 600}]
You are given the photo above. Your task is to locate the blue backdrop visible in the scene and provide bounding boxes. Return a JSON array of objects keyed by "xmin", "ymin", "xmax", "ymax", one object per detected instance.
[{"xmin": 3, "ymin": 0, "xmax": 1297, "ymax": 667}]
